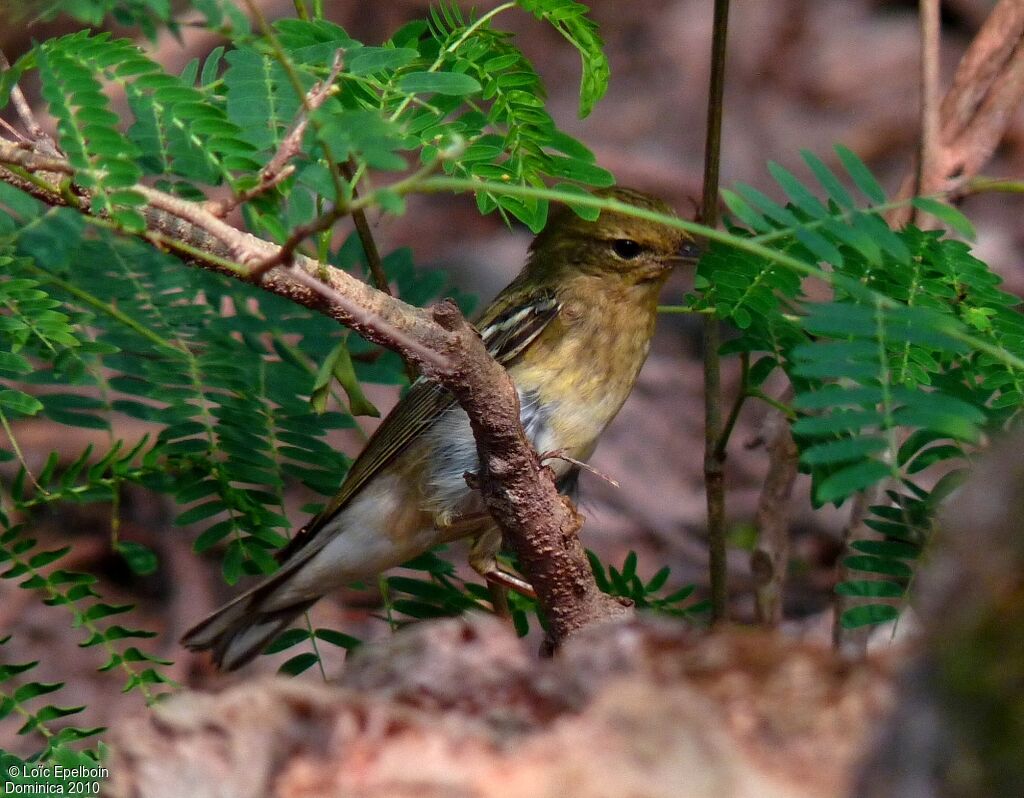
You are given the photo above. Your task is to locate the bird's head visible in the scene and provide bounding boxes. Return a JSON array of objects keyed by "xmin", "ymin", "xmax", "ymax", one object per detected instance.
[{"xmin": 527, "ymin": 187, "xmax": 700, "ymax": 286}]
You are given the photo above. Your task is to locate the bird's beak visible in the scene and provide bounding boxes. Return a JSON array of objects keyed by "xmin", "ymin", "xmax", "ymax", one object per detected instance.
[
  {"xmin": 677, "ymin": 240, "xmax": 702, "ymax": 263},
  {"xmin": 661, "ymin": 240, "xmax": 703, "ymax": 268}
]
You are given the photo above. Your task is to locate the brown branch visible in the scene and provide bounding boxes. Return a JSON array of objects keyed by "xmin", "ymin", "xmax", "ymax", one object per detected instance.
[
  {"xmin": 891, "ymin": 0, "xmax": 1024, "ymax": 225},
  {"xmin": 0, "ymin": 50, "xmax": 48, "ymax": 144},
  {"xmin": 750, "ymin": 409, "xmax": 798, "ymax": 627},
  {"xmin": 210, "ymin": 49, "xmax": 346, "ymax": 217},
  {"xmin": 700, "ymin": 0, "xmax": 733, "ymax": 626},
  {"xmin": 913, "ymin": 0, "xmax": 943, "ymax": 226},
  {"xmin": 0, "ymin": 136, "xmax": 628, "ymax": 646}
]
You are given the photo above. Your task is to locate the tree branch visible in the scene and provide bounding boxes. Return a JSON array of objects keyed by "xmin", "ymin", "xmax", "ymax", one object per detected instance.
[
  {"xmin": 891, "ymin": 0, "xmax": 1024, "ymax": 225},
  {"xmin": 700, "ymin": 0, "xmax": 733, "ymax": 625},
  {"xmin": 0, "ymin": 136, "xmax": 629, "ymax": 646},
  {"xmin": 751, "ymin": 408, "xmax": 798, "ymax": 627}
]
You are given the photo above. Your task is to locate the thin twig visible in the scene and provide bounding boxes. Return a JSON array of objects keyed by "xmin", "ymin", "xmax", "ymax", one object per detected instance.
[
  {"xmin": 540, "ymin": 450, "xmax": 620, "ymax": 489},
  {"xmin": 213, "ymin": 50, "xmax": 346, "ymax": 216},
  {"xmin": 0, "ymin": 50, "xmax": 47, "ymax": 143},
  {"xmin": 247, "ymin": 207, "xmax": 345, "ymax": 277},
  {"xmin": 913, "ymin": 0, "xmax": 943, "ymax": 225},
  {"xmin": 340, "ymin": 161, "xmax": 392, "ymax": 296},
  {"xmin": 700, "ymin": 0, "xmax": 732, "ymax": 625},
  {"xmin": 712, "ymin": 351, "xmax": 749, "ymax": 462}
]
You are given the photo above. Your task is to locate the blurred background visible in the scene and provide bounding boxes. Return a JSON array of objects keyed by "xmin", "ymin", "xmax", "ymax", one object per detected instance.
[{"xmin": 1, "ymin": 0, "xmax": 1022, "ymax": 751}]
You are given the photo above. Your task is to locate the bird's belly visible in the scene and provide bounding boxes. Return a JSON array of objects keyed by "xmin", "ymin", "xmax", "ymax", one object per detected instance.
[
  {"xmin": 419, "ymin": 385, "xmax": 581, "ymax": 524},
  {"xmin": 268, "ymin": 472, "xmax": 438, "ymax": 608}
]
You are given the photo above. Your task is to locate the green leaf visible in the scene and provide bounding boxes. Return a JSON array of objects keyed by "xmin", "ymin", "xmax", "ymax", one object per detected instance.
[
  {"xmin": 116, "ymin": 541, "xmax": 159, "ymax": 575},
  {"xmin": 835, "ymin": 580, "xmax": 905, "ymax": 598},
  {"xmin": 0, "ymin": 390, "xmax": 43, "ymax": 416},
  {"xmin": 851, "ymin": 539, "xmax": 920, "ymax": 559},
  {"xmin": 801, "ymin": 436, "xmax": 886, "ymax": 466},
  {"xmin": 277, "ymin": 652, "xmax": 319, "ymax": 675},
  {"xmin": 264, "ymin": 628, "xmax": 310, "ymax": 654},
  {"xmin": 519, "ymin": 0, "xmax": 609, "ymax": 117},
  {"xmin": 720, "ymin": 188, "xmax": 771, "ymax": 233},
  {"xmin": 29, "ymin": 546, "xmax": 70, "ymax": 569},
  {"xmin": 347, "ymin": 47, "xmax": 418, "ymax": 75},
  {"xmin": 767, "ymin": 161, "xmax": 829, "ymax": 219},
  {"xmin": 397, "ymin": 71, "xmax": 482, "ymax": 96},
  {"xmin": 174, "ymin": 501, "xmax": 227, "ymax": 526},
  {"xmin": 644, "ymin": 566, "xmax": 670, "ymax": 593},
  {"xmin": 840, "ymin": 603, "xmax": 899, "ymax": 628},
  {"xmin": 910, "ymin": 197, "xmax": 976, "ymax": 240},
  {"xmin": 843, "ymin": 554, "xmax": 912, "ymax": 577},
  {"xmin": 815, "ymin": 459, "xmax": 892, "ymax": 504},
  {"xmin": 310, "ymin": 340, "xmax": 380, "ymax": 417},
  {"xmin": 315, "ymin": 628, "xmax": 361, "ymax": 649},
  {"xmin": 0, "ymin": 352, "xmax": 32, "ymax": 374},
  {"xmin": 800, "ymin": 149, "xmax": 854, "ymax": 209},
  {"xmin": 200, "ymin": 46, "xmax": 224, "ymax": 85},
  {"xmin": 835, "ymin": 144, "xmax": 886, "ymax": 204},
  {"xmin": 13, "ymin": 681, "xmax": 63, "ymax": 702}
]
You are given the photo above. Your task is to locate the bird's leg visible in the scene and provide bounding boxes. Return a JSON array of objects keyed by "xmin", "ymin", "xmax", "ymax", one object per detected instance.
[
  {"xmin": 464, "ymin": 527, "xmax": 537, "ymax": 616},
  {"xmin": 435, "ymin": 516, "xmax": 537, "ymax": 613}
]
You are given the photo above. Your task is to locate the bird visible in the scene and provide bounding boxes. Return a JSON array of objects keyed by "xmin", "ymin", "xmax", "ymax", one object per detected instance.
[{"xmin": 181, "ymin": 186, "xmax": 699, "ymax": 670}]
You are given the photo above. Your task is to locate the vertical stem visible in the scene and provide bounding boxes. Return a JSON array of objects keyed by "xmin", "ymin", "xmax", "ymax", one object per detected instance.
[
  {"xmin": 337, "ymin": 161, "xmax": 420, "ymax": 381},
  {"xmin": 914, "ymin": 0, "xmax": 943, "ymax": 224},
  {"xmin": 340, "ymin": 162, "xmax": 392, "ymax": 297},
  {"xmin": 701, "ymin": 0, "xmax": 732, "ymax": 624}
]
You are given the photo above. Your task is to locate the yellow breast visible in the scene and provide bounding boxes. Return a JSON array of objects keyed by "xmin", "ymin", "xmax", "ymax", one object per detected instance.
[{"xmin": 509, "ymin": 275, "xmax": 661, "ymax": 459}]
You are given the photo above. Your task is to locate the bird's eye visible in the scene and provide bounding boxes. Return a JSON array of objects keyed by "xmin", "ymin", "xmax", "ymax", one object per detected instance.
[{"xmin": 612, "ymin": 239, "xmax": 643, "ymax": 259}]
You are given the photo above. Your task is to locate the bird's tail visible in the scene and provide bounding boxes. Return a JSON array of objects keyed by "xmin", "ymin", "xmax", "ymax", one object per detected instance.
[{"xmin": 180, "ymin": 572, "xmax": 317, "ymax": 671}]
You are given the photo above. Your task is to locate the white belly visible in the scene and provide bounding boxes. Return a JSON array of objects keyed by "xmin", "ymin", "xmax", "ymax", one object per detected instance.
[{"xmin": 419, "ymin": 387, "xmax": 569, "ymax": 523}]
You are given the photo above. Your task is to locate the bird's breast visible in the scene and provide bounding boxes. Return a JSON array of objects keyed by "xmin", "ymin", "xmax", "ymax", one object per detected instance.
[
  {"xmin": 512, "ymin": 289, "xmax": 658, "ymax": 456},
  {"xmin": 419, "ymin": 283, "xmax": 659, "ymax": 521}
]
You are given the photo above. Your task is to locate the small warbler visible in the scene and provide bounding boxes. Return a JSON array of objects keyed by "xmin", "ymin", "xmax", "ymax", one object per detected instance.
[{"xmin": 182, "ymin": 187, "xmax": 698, "ymax": 670}]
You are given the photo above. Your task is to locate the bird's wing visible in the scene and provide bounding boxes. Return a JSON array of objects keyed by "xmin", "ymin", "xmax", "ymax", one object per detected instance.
[{"xmin": 275, "ymin": 288, "xmax": 560, "ymax": 563}]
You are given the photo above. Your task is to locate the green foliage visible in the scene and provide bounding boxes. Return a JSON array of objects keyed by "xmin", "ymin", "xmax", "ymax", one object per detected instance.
[
  {"xmin": 7, "ymin": 1, "xmax": 611, "ymax": 235},
  {"xmin": 587, "ymin": 551, "xmax": 709, "ymax": 619},
  {"xmin": 696, "ymin": 145, "xmax": 1024, "ymax": 630},
  {"xmin": 0, "ymin": 636, "xmax": 104, "ymax": 759},
  {"xmin": 20, "ymin": 0, "xmax": 249, "ymax": 39},
  {"xmin": 2, "ymin": 0, "xmax": 1022, "ymax": 772},
  {"xmin": 0, "ymin": 2, "xmax": 622, "ymax": 753}
]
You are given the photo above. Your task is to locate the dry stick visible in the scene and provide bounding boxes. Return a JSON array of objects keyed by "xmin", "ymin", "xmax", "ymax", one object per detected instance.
[
  {"xmin": 213, "ymin": 49, "xmax": 346, "ymax": 217},
  {"xmin": 938, "ymin": 0, "xmax": 1024, "ymax": 158},
  {"xmin": 0, "ymin": 136, "xmax": 628, "ymax": 646},
  {"xmin": 751, "ymin": 409, "xmax": 798, "ymax": 627},
  {"xmin": 700, "ymin": 0, "xmax": 732, "ymax": 624},
  {"xmin": 0, "ymin": 51, "xmax": 46, "ymax": 142}
]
